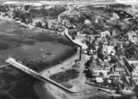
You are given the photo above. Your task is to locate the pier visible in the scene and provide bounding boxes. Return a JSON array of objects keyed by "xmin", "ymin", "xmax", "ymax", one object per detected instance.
[{"xmin": 6, "ymin": 57, "xmax": 78, "ymax": 94}]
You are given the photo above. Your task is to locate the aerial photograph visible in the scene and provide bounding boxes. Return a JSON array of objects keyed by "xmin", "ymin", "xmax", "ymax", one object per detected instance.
[{"xmin": 0, "ymin": 0, "xmax": 138, "ymax": 99}]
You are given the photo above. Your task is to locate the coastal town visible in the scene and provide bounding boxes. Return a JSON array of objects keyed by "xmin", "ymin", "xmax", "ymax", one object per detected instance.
[{"xmin": 0, "ymin": 1, "xmax": 138, "ymax": 99}]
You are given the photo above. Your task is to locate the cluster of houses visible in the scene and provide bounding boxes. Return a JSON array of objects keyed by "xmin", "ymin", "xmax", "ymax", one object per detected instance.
[
  {"xmin": 0, "ymin": 1, "xmax": 138, "ymax": 94},
  {"xmin": 0, "ymin": 3, "xmax": 68, "ymax": 32},
  {"xmin": 60, "ymin": 5, "xmax": 138, "ymax": 94}
]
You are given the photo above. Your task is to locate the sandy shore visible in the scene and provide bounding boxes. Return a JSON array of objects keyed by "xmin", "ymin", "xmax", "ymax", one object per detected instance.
[
  {"xmin": 39, "ymin": 53, "xmax": 103, "ymax": 99},
  {"xmin": 40, "ymin": 48, "xmax": 80, "ymax": 77},
  {"xmin": 34, "ymin": 82, "xmax": 56, "ymax": 99}
]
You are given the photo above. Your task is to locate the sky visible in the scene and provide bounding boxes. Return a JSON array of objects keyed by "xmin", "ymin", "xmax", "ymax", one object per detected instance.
[{"xmin": 1, "ymin": 0, "xmax": 138, "ymax": 5}]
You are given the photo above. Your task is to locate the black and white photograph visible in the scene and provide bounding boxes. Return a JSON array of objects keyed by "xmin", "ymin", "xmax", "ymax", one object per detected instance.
[{"xmin": 0, "ymin": 0, "xmax": 138, "ymax": 99}]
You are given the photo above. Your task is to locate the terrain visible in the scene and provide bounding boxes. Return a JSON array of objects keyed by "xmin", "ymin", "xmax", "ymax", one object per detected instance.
[{"xmin": 0, "ymin": 2, "xmax": 138, "ymax": 99}]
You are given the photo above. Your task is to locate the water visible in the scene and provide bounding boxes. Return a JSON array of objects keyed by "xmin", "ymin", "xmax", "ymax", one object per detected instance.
[
  {"xmin": 0, "ymin": 41, "xmax": 77, "ymax": 99},
  {"xmin": 34, "ymin": 82, "xmax": 56, "ymax": 99}
]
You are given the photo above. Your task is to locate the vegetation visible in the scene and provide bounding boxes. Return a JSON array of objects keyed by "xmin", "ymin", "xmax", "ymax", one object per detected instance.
[{"xmin": 50, "ymin": 69, "xmax": 79, "ymax": 83}]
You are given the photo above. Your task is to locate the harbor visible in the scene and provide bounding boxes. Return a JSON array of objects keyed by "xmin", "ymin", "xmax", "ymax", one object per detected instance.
[{"xmin": 0, "ymin": 0, "xmax": 138, "ymax": 99}]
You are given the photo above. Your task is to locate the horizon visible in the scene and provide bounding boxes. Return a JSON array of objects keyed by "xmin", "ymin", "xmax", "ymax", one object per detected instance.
[{"xmin": 0, "ymin": 0, "xmax": 138, "ymax": 5}]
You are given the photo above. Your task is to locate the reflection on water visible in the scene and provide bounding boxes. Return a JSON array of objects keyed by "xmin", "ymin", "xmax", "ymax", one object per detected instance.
[
  {"xmin": 34, "ymin": 82, "xmax": 56, "ymax": 99},
  {"xmin": 133, "ymin": 85, "xmax": 138, "ymax": 98},
  {"xmin": 0, "ymin": 69, "xmax": 38, "ymax": 99},
  {"xmin": 0, "ymin": 67, "xmax": 55, "ymax": 99},
  {"xmin": 9, "ymin": 75, "xmax": 56, "ymax": 99}
]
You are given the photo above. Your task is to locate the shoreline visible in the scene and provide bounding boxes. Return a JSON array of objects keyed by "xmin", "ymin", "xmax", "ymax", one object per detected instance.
[
  {"xmin": 34, "ymin": 82, "xmax": 56, "ymax": 99},
  {"xmin": 40, "ymin": 48, "xmax": 79, "ymax": 76}
]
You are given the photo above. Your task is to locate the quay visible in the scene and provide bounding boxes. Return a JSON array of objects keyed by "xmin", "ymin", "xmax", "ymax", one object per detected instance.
[{"xmin": 5, "ymin": 57, "xmax": 78, "ymax": 94}]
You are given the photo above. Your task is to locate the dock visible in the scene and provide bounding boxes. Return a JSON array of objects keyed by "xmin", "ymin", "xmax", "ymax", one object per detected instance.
[{"xmin": 6, "ymin": 57, "xmax": 78, "ymax": 94}]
